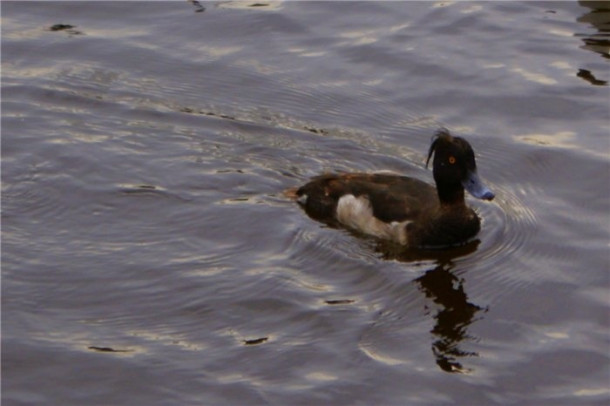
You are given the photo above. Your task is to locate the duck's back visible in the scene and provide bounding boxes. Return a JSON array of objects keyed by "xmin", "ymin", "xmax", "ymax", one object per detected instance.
[{"xmin": 296, "ymin": 173, "xmax": 439, "ymax": 225}]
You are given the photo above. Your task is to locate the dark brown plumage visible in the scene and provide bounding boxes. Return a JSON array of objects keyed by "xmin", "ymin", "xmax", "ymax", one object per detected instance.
[{"xmin": 292, "ymin": 129, "xmax": 494, "ymax": 248}]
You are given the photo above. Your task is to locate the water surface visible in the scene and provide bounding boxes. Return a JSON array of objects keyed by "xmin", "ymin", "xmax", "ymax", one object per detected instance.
[{"xmin": 2, "ymin": 1, "xmax": 609, "ymax": 405}]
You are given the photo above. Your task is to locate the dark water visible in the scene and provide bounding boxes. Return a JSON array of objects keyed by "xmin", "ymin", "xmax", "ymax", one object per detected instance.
[{"xmin": 2, "ymin": 1, "xmax": 609, "ymax": 405}]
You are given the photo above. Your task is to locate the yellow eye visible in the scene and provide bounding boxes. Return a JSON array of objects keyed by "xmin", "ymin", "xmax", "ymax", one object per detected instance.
[{"xmin": 448, "ymin": 156, "xmax": 456, "ymax": 164}]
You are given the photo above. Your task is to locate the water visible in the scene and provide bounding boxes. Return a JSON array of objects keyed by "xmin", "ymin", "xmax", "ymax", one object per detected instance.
[{"xmin": 2, "ymin": 1, "xmax": 609, "ymax": 405}]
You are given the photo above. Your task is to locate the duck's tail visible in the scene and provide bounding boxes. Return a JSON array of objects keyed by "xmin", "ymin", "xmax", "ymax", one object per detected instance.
[{"xmin": 283, "ymin": 187, "xmax": 300, "ymax": 200}]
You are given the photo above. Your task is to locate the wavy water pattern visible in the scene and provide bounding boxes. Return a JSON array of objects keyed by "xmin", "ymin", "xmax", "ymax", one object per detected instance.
[{"xmin": 3, "ymin": 2, "xmax": 609, "ymax": 406}]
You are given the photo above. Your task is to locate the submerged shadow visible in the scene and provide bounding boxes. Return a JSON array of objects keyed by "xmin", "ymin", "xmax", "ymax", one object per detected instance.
[
  {"xmin": 375, "ymin": 238, "xmax": 481, "ymax": 263},
  {"xmin": 414, "ymin": 262, "xmax": 486, "ymax": 373}
]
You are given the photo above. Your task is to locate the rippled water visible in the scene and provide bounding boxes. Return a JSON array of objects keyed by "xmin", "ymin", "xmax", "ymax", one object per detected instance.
[{"xmin": 3, "ymin": 1, "xmax": 609, "ymax": 405}]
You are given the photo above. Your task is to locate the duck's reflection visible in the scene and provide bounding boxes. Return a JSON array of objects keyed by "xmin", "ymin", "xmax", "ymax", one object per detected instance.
[
  {"xmin": 414, "ymin": 263, "xmax": 486, "ymax": 373},
  {"xmin": 577, "ymin": 1, "xmax": 610, "ymax": 61},
  {"xmin": 376, "ymin": 240, "xmax": 487, "ymax": 373}
]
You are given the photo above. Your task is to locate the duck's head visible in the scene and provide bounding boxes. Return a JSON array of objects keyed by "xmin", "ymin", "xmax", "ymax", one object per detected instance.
[{"xmin": 426, "ymin": 129, "xmax": 495, "ymax": 204}]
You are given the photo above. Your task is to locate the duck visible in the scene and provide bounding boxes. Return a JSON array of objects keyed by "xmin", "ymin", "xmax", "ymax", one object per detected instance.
[{"xmin": 289, "ymin": 129, "xmax": 495, "ymax": 248}]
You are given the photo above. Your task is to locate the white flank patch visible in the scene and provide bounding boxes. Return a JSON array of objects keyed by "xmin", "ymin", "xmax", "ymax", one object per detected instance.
[{"xmin": 336, "ymin": 195, "xmax": 409, "ymax": 245}]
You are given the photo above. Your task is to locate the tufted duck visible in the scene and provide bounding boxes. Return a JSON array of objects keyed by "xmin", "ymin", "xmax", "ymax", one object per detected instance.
[{"xmin": 290, "ymin": 129, "xmax": 494, "ymax": 248}]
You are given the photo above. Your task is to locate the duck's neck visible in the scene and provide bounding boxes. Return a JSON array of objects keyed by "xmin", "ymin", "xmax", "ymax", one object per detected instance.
[{"xmin": 437, "ymin": 184, "xmax": 466, "ymax": 207}]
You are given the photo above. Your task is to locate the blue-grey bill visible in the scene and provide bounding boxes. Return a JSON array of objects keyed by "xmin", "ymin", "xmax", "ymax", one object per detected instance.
[{"xmin": 463, "ymin": 170, "xmax": 495, "ymax": 201}]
